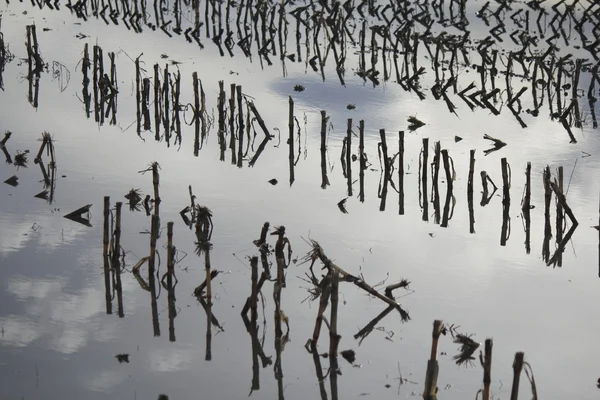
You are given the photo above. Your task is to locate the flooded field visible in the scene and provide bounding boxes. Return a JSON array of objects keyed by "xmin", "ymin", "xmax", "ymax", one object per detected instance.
[{"xmin": 0, "ymin": 0, "xmax": 599, "ymax": 399}]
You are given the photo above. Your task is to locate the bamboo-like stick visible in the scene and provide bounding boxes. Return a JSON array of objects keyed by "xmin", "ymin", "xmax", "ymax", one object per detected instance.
[
  {"xmin": 103, "ymin": 196, "xmax": 110, "ymax": 256},
  {"xmin": 432, "ymin": 141, "xmax": 441, "ymax": 224},
  {"xmin": 399, "ymin": 131, "xmax": 404, "ymax": 214},
  {"xmin": 542, "ymin": 166, "xmax": 552, "ymax": 261},
  {"xmin": 320, "ymin": 111, "xmax": 329, "ymax": 189},
  {"xmin": 421, "ymin": 138, "xmax": 429, "ymax": 221},
  {"xmin": 204, "ymin": 244, "xmax": 212, "ymax": 358},
  {"xmin": 289, "ymin": 96, "xmax": 295, "ymax": 185},
  {"xmin": 103, "ymin": 196, "xmax": 112, "ymax": 314},
  {"xmin": 549, "ymin": 180, "xmax": 578, "ymax": 227},
  {"xmin": 510, "ymin": 352, "xmax": 525, "ymax": 400},
  {"xmin": 112, "ymin": 202, "xmax": 122, "ymax": 263},
  {"xmin": 248, "ymin": 102, "xmax": 272, "ymax": 137},
  {"xmin": 522, "ymin": 162, "xmax": 532, "ymax": 254},
  {"xmin": 312, "ymin": 274, "xmax": 332, "ymax": 345},
  {"xmin": 250, "ymin": 256, "xmax": 258, "ymax": 324},
  {"xmin": 229, "ymin": 83, "xmax": 236, "ymax": 164},
  {"xmin": 423, "ymin": 320, "xmax": 443, "ymax": 400},
  {"xmin": 35, "ymin": 135, "xmax": 47, "ymax": 163},
  {"xmin": 441, "ymin": 149, "xmax": 453, "ymax": 228},
  {"xmin": 346, "ymin": 119, "xmax": 352, "ymax": 196},
  {"xmin": 468, "ymin": 150, "xmax": 476, "ymax": 233},
  {"xmin": 152, "ymin": 162, "xmax": 160, "ymax": 206},
  {"xmin": 193, "ymin": 72, "xmax": 200, "ymax": 155},
  {"xmin": 236, "ymin": 85, "xmax": 244, "ymax": 168},
  {"xmin": 555, "ymin": 166, "xmax": 564, "ymax": 266},
  {"xmin": 482, "ymin": 339, "xmax": 493, "ymax": 400},
  {"xmin": 114, "ymin": 202, "xmax": 124, "ymax": 318},
  {"xmin": 163, "ymin": 64, "xmax": 170, "ymax": 145},
  {"xmin": 329, "ymin": 270, "xmax": 340, "ymax": 358}
]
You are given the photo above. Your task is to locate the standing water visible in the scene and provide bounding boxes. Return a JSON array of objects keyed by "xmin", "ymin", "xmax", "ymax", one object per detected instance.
[{"xmin": 0, "ymin": 0, "xmax": 599, "ymax": 399}]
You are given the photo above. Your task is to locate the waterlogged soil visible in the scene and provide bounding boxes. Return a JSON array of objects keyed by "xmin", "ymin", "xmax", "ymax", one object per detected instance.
[{"xmin": 1, "ymin": 1, "xmax": 600, "ymax": 399}]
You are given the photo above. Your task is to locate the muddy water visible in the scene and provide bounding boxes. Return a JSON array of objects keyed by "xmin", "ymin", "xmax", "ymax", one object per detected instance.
[{"xmin": 1, "ymin": 1, "xmax": 600, "ymax": 399}]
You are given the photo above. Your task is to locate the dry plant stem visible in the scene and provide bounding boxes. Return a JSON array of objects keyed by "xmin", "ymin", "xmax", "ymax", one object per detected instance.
[
  {"xmin": 163, "ymin": 64, "xmax": 170, "ymax": 145},
  {"xmin": 153, "ymin": 64, "xmax": 160, "ymax": 140},
  {"xmin": 441, "ymin": 149, "xmax": 453, "ymax": 228},
  {"xmin": 346, "ymin": 118, "xmax": 352, "ymax": 196},
  {"xmin": 236, "ymin": 85, "xmax": 244, "ymax": 168},
  {"xmin": 399, "ymin": 131, "xmax": 404, "ymax": 214},
  {"xmin": 205, "ymin": 247, "xmax": 212, "ymax": 360},
  {"xmin": 432, "ymin": 141, "xmax": 441, "ymax": 224},
  {"xmin": 289, "ymin": 96, "xmax": 295, "ymax": 185},
  {"xmin": 149, "ymin": 215, "xmax": 159, "ymax": 274},
  {"xmin": 312, "ymin": 273, "xmax": 332, "ymax": 345},
  {"xmin": 0, "ymin": 131, "xmax": 11, "ymax": 147},
  {"xmin": 521, "ymin": 161, "xmax": 531, "ymax": 212},
  {"xmin": 35, "ymin": 135, "xmax": 47, "ymax": 162},
  {"xmin": 132, "ymin": 257, "xmax": 149, "ymax": 274},
  {"xmin": 500, "ymin": 158, "xmax": 511, "ymax": 246},
  {"xmin": 152, "ymin": 162, "xmax": 160, "ymax": 207},
  {"xmin": 193, "ymin": 72, "xmax": 200, "ymax": 155},
  {"xmin": 149, "ymin": 214, "xmax": 160, "ymax": 337},
  {"xmin": 314, "ymin": 245, "xmax": 408, "ymax": 317},
  {"xmin": 113, "ymin": 202, "xmax": 124, "ymax": 318},
  {"xmin": 112, "ymin": 202, "xmax": 122, "ymax": 264},
  {"xmin": 423, "ymin": 320, "xmax": 443, "ymax": 400},
  {"xmin": 328, "ymin": 257, "xmax": 341, "ymax": 400},
  {"xmin": 258, "ymin": 222, "xmax": 269, "ymax": 245},
  {"xmin": 82, "ymin": 44, "xmax": 91, "ymax": 118},
  {"xmin": 329, "ymin": 270, "xmax": 340, "ymax": 358},
  {"xmin": 468, "ymin": 150, "xmax": 475, "ymax": 233},
  {"xmin": 543, "ymin": 166, "xmax": 552, "ymax": 261},
  {"xmin": 229, "ymin": 83, "xmax": 236, "ymax": 163},
  {"xmin": 320, "ymin": 110, "xmax": 329, "ymax": 189},
  {"xmin": 501, "ymin": 158, "xmax": 511, "ymax": 207},
  {"xmin": 166, "ymin": 222, "xmax": 174, "ymax": 276},
  {"xmin": 103, "ymin": 196, "xmax": 110, "ymax": 257},
  {"xmin": 549, "ymin": 181, "xmax": 578, "ymax": 227},
  {"xmin": 248, "ymin": 102, "xmax": 272, "ymax": 137},
  {"xmin": 421, "ymin": 138, "xmax": 429, "ymax": 221},
  {"xmin": 103, "ymin": 196, "xmax": 112, "ymax": 314},
  {"xmin": 353, "ymin": 305, "xmax": 394, "ymax": 341},
  {"xmin": 522, "ymin": 162, "xmax": 532, "ymax": 254},
  {"xmin": 166, "ymin": 223, "xmax": 176, "ymax": 342},
  {"xmin": 482, "ymin": 339, "xmax": 493, "ymax": 400},
  {"xmin": 555, "ymin": 166, "xmax": 564, "ymax": 266},
  {"xmin": 274, "ymin": 256, "xmax": 285, "ymax": 398},
  {"xmin": 218, "ymin": 80, "xmax": 226, "ymax": 158},
  {"xmin": 510, "ymin": 352, "xmax": 525, "ymax": 400},
  {"xmin": 359, "ymin": 120, "xmax": 365, "ymax": 202},
  {"xmin": 194, "ymin": 270, "xmax": 220, "ymax": 297},
  {"xmin": 135, "ymin": 55, "xmax": 142, "ymax": 134},
  {"xmin": 379, "ymin": 129, "xmax": 390, "ymax": 176},
  {"xmin": 250, "ymin": 256, "xmax": 258, "ymax": 324},
  {"xmin": 310, "ymin": 341, "xmax": 328, "ymax": 400}
]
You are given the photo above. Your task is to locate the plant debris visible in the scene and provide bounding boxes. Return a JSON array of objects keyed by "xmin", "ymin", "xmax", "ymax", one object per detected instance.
[
  {"xmin": 4, "ymin": 175, "xmax": 18, "ymax": 186},
  {"xmin": 407, "ymin": 116, "xmax": 425, "ymax": 131},
  {"xmin": 341, "ymin": 349, "xmax": 356, "ymax": 364}
]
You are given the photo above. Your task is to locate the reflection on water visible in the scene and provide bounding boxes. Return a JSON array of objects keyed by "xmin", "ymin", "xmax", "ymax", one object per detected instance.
[{"xmin": 1, "ymin": 0, "xmax": 600, "ymax": 399}]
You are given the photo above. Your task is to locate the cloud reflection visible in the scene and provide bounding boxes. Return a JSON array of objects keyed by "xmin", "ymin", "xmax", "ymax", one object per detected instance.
[
  {"xmin": 0, "ymin": 212, "xmax": 89, "ymax": 257},
  {"xmin": 3, "ymin": 270, "xmax": 118, "ymax": 354}
]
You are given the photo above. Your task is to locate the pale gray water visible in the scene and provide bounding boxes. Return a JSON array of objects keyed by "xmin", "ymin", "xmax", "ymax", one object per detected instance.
[{"xmin": 1, "ymin": 1, "xmax": 600, "ymax": 399}]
